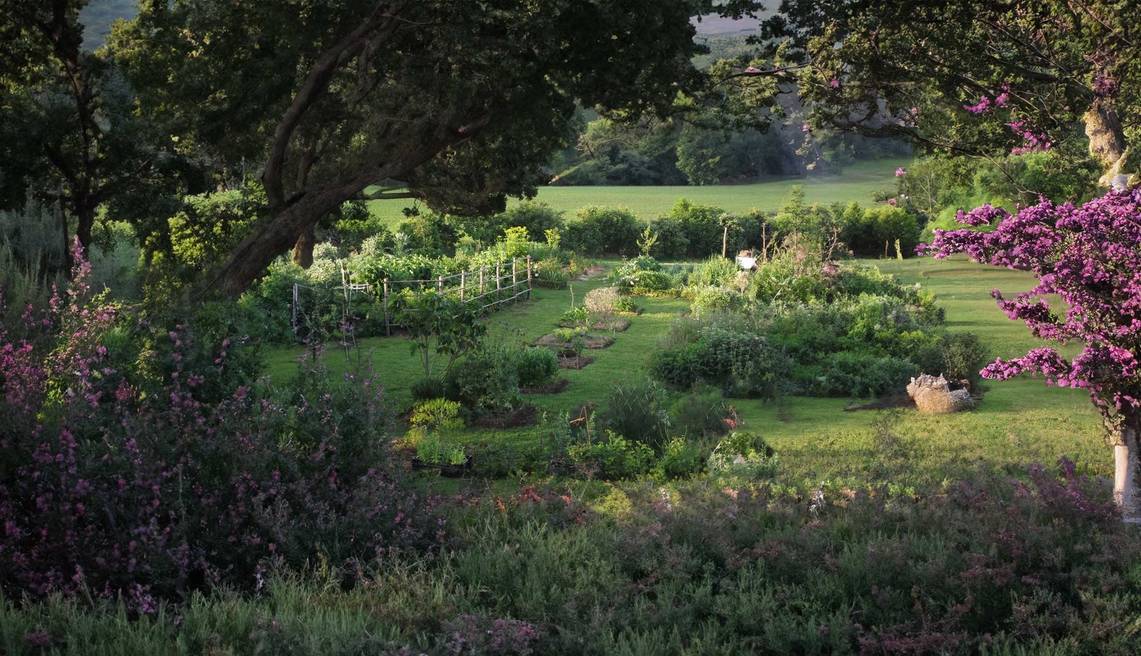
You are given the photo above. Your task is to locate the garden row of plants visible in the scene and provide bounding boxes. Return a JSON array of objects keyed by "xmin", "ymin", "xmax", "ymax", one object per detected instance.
[
  {"xmin": 601, "ymin": 238, "xmax": 989, "ymax": 401},
  {"xmin": 237, "ymin": 226, "xmax": 592, "ymax": 343}
]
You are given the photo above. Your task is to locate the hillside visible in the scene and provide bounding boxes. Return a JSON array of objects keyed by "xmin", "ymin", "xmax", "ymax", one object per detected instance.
[{"xmin": 79, "ymin": 0, "xmax": 138, "ymax": 49}]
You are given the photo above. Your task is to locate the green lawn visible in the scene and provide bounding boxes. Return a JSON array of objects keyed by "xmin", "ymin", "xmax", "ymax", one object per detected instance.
[
  {"xmin": 366, "ymin": 157, "xmax": 907, "ymax": 224},
  {"xmin": 266, "ymin": 256, "xmax": 1108, "ymax": 486}
]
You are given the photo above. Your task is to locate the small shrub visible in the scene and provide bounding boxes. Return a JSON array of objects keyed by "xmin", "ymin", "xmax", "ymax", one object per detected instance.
[
  {"xmin": 653, "ymin": 437, "xmax": 706, "ymax": 480},
  {"xmin": 411, "ymin": 376, "xmax": 447, "ymax": 401},
  {"xmin": 938, "ymin": 332, "xmax": 988, "ymax": 388},
  {"xmin": 567, "ymin": 431, "xmax": 655, "ymax": 479},
  {"xmin": 627, "ymin": 269, "xmax": 674, "ymax": 294},
  {"xmin": 415, "ymin": 433, "xmax": 467, "ymax": 466},
  {"xmin": 409, "ymin": 398, "xmax": 465, "ymax": 431},
  {"xmin": 614, "ymin": 296, "xmax": 639, "ymax": 314},
  {"xmin": 688, "ymin": 255, "xmax": 738, "ymax": 288},
  {"xmin": 514, "ymin": 347, "xmax": 559, "ymax": 388},
  {"xmin": 670, "ymin": 388, "xmax": 734, "ymax": 438},
  {"xmin": 562, "ymin": 206, "xmax": 641, "ymax": 256},
  {"xmin": 444, "ymin": 343, "xmax": 521, "ymax": 418},
  {"xmin": 597, "ymin": 379, "xmax": 671, "ymax": 450},
  {"xmin": 690, "ymin": 286, "xmax": 746, "ymax": 317},
  {"xmin": 708, "ymin": 432, "xmax": 779, "ymax": 478},
  {"xmin": 694, "ymin": 327, "xmax": 793, "ymax": 399},
  {"xmin": 559, "ymin": 306, "xmax": 589, "ymax": 326},
  {"xmin": 650, "ymin": 344, "xmax": 703, "ymax": 390},
  {"xmin": 814, "ymin": 351, "xmax": 919, "ymax": 397}
]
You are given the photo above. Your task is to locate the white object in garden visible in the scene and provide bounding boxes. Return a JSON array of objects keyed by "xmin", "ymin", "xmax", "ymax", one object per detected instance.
[{"xmin": 735, "ymin": 255, "xmax": 757, "ymax": 270}]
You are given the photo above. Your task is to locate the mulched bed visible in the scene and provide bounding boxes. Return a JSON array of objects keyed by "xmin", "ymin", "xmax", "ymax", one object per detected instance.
[
  {"xmin": 472, "ymin": 404, "xmax": 539, "ymax": 428},
  {"xmin": 521, "ymin": 377, "xmax": 570, "ymax": 395},
  {"xmin": 558, "ymin": 354, "xmax": 595, "ymax": 369},
  {"xmin": 534, "ymin": 333, "xmax": 615, "ymax": 349}
]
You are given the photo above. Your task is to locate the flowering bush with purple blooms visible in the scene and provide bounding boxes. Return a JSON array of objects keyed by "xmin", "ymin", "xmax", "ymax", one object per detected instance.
[
  {"xmin": 922, "ymin": 189, "xmax": 1141, "ymax": 428},
  {"xmin": 0, "ymin": 242, "xmax": 436, "ymax": 609}
]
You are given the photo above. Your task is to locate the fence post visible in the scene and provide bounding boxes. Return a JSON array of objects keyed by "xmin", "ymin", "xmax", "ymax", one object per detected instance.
[
  {"xmin": 437, "ymin": 275, "xmax": 443, "ymax": 293},
  {"xmin": 479, "ymin": 267, "xmax": 485, "ymax": 295},
  {"xmin": 496, "ymin": 262, "xmax": 502, "ymax": 292},
  {"xmin": 460, "ymin": 270, "xmax": 466, "ymax": 301},
  {"xmin": 292, "ymin": 283, "xmax": 299, "ymax": 336},
  {"xmin": 512, "ymin": 258, "xmax": 518, "ymax": 287},
  {"xmin": 526, "ymin": 255, "xmax": 533, "ymax": 298},
  {"xmin": 383, "ymin": 279, "xmax": 391, "ymax": 336}
]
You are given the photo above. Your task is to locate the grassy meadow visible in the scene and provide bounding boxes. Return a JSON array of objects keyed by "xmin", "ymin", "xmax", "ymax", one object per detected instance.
[
  {"xmin": 266, "ymin": 255, "xmax": 1107, "ymax": 488},
  {"xmin": 366, "ymin": 157, "xmax": 907, "ymax": 224}
]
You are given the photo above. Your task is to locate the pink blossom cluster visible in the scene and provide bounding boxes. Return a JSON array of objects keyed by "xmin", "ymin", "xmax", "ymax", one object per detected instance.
[
  {"xmin": 962, "ymin": 88, "xmax": 1010, "ymax": 114},
  {"xmin": 1007, "ymin": 119, "xmax": 1053, "ymax": 155},
  {"xmin": 923, "ymin": 189, "xmax": 1141, "ymax": 416}
]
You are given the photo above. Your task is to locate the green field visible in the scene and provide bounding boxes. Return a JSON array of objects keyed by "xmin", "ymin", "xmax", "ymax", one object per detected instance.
[
  {"xmin": 266, "ymin": 256, "xmax": 1107, "ymax": 487},
  {"xmin": 366, "ymin": 157, "xmax": 907, "ymax": 224}
]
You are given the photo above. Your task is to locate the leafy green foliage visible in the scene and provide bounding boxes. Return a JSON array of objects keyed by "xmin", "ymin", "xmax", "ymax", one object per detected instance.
[
  {"xmin": 443, "ymin": 342, "xmax": 522, "ymax": 419},
  {"xmin": 813, "ymin": 352, "xmax": 920, "ymax": 398},
  {"xmin": 567, "ymin": 431, "xmax": 655, "ymax": 479},
  {"xmin": 707, "ymin": 431, "xmax": 779, "ymax": 478},
  {"xmin": 392, "ymin": 290, "xmax": 485, "ymax": 379},
  {"xmin": 597, "ymin": 379, "xmax": 671, "ymax": 450},
  {"xmin": 562, "ymin": 207, "xmax": 642, "ymax": 256},
  {"xmin": 514, "ymin": 347, "xmax": 559, "ymax": 389},
  {"xmin": 409, "ymin": 398, "xmax": 465, "ymax": 431},
  {"xmin": 669, "ymin": 388, "xmax": 734, "ymax": 438},
  {"xmin": 652, "ymin": 437, "xmax": 707, "ymax": 480}
]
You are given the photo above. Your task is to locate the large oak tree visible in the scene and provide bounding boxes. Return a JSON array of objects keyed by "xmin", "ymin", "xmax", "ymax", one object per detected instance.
[{"xmin": 111, "ymin": 0, "xmax": 743, "ymax": 297}]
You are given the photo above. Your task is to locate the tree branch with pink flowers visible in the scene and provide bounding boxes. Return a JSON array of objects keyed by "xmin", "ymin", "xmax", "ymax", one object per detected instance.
[{"xmin": 922, "ymin": 189, "xmax": 1141, "ymax": 522}]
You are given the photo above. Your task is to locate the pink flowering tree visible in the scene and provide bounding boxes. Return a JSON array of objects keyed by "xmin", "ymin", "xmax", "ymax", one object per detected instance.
[{"xmin": 923, "ymin": 190, "xmax": 1141, "ymax": 522}]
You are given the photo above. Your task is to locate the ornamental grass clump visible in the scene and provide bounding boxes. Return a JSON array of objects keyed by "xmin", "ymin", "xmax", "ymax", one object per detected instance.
[{"xmin": 924, "ymin": 189, "xmax": 1141, "ymax": 521}]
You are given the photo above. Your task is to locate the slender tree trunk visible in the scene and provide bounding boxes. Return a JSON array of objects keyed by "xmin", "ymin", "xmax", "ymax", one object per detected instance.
[
  {"xmin": 1083, "ymin": 99, "xmax": 1132, "ymax": 189},
  {"xmin": 291, "ymin": 225, "xmax": 316, "ymax": 268},
  {"xmin": 1114, "ymin": 415, "xmax": 1140, "ymax": 524}
]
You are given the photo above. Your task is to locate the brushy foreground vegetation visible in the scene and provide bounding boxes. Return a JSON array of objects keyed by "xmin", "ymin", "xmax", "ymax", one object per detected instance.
[{"xmin": 3, "ymin": 469, "xmax": 1139, "ymax": 655}]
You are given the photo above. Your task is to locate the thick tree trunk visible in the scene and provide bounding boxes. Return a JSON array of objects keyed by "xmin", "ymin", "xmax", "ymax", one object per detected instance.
[
  {"xmin": 201, "ymin": 189, "xmax": 355, "ymax": 298},
  {"xmin": 1114, "ymin": 419, "xmax": 1140, "ymax": 524},
  {"xmin": 1083, "ymin": 99, "xmax": 1132, "ymax": 189},
  {"xmin": 291, "ymin": 225, "xmax": 316, "ymax": 268}
]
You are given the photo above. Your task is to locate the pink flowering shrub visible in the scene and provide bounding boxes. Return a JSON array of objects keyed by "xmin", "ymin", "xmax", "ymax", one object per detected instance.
[
  {"xmin": 922, "ymin": 189, "xmax": 1140, "ymax": 429},
  {"xmin": 0, "ymin": 242, "xmax": 435, "ymax": 608}
]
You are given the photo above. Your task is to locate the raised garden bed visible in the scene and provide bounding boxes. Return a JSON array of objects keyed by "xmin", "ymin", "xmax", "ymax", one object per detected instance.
[
  {"xmin": 534, "ymin": 333, "xmax": 615, "ymax": 350},
  {"xmin": 472, "ymin": 404, "xmax": 539, "ymax": 428},
  {"xmin": 521, "ymin": 377, "xmax": 570, "ymax": 395},
  {"xmin": 558, "ymin": 354, "xmax": 595, "ymax": 369}
]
